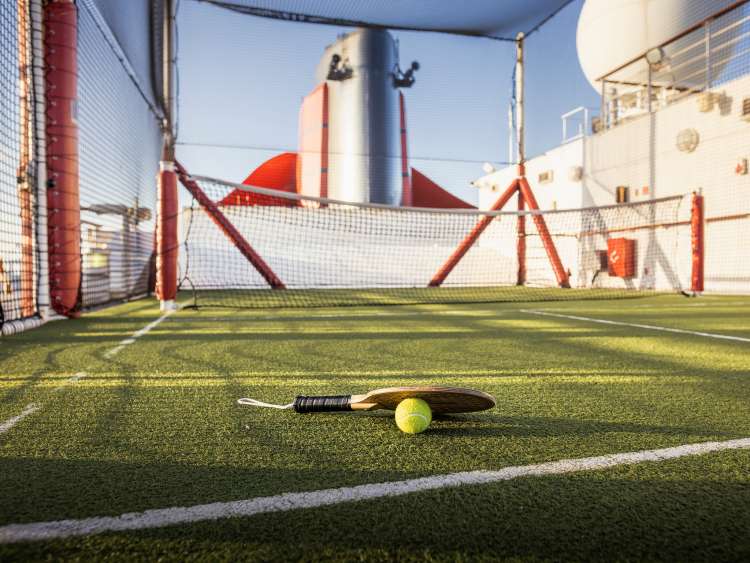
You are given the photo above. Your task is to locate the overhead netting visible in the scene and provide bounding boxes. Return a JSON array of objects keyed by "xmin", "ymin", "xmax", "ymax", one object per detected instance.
[
  {"xmin": 177, "ymin": 173, "xmax": 690, "ymax": 308},
  {"xmin": 0, "ymin": 0, "xmax": 40, "ymax": 328},
  {"xmin": 191, "ymin": 0, "xmax": 573, "ymax": 40}
]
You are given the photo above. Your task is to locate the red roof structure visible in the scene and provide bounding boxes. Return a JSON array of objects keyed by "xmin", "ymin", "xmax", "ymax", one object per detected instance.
[
  {"xmin": 222, "ymin": 155, "xmax": 475, "ymax": 209},
  {"xmin": 219, "ymin": 152, "xmax": 298, "ymax": 207}
]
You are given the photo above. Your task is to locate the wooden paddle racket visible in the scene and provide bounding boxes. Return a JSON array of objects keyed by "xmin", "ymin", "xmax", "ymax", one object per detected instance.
[{"xmin": 238, "ymin": 386, "xmax": 496, "ymax": 414}]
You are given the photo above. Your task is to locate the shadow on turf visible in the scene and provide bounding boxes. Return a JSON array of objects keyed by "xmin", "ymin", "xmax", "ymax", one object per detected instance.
[
  {"xmin": 0, "ymin": 456, "xmax": 428, "ymax": 527},
  {"xmin": 425, "ymin": 414, "xmax": 733, "ymax": 440},
  {"xmin": 135, "ymin": 470, "xmax": 750, "ymax": 562},
  {"xmin": 0, "ymin": 348, "xmax": 68, "ymax": 406},
  {"xmin": 97, "ymin": 311, "xmax": 748, "ymax": 384},
  {"xmin": 4, "ymin": 469, "xmax": 748, "ymax": 561}
]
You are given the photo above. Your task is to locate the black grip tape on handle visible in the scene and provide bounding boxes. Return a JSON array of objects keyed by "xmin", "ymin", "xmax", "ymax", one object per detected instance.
[{"xmin": 293, "ymin": 395, "xmax": 352, "ymax": 413}]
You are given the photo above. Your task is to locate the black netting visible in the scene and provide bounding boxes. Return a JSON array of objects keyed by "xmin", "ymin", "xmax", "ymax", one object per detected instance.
[
  {"xmin": 77, "ymin": 0, "xmax": 162, "ymax": 308},
  {"xmin": 89, "ymin": 0, "xmax": 163, "ymax": 109},
  {"xmin": 177, "ymin": 173, "xmax": 690, "ymax": 308},
  {"xmin": 172, "ymin": 1, "xmax": 750, "ymax": 305},
  {"xmin": 0, "ymin": 0, "xmax": 40, "ymax": 329}
]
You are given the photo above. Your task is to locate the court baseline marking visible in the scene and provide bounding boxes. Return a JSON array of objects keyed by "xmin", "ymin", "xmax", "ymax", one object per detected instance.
[
  {"xmin": 2, "ymin": 306, "xmax": 177, "ymax": 435},
  {"xmin": 0, "ymin": 436, "xmax": 748, "ymax": 543},
  {"xmin": 520, "ymin": 309, "xmax": 750, "ymax": 343},
  {"xmin": 103, "ymin": 308, "xmax": 177, "ymax": 359},
  {"xmin": 0, "ymin": 372, "xmax": 87, "ymax": 436},
  {"xmin": 0, "ymin": 403, "xmax": 40, "ymax": 435}
]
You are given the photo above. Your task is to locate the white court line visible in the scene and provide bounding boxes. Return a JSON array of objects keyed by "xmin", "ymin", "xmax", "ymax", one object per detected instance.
[
  {"xmin": 0, "ymin": 436, "xmax": 748, "ymax": 543},
  {"xmin": 53, "ymin": 371, "xmax": 88, "ymax": 392},
  {"xmin": 103, "ymin": 309, "xmax": 176, "ymax": 359},
  {"xmin": 0, "ymin": 404, "xmax": 40, "ymax": 435},
  {"xmin": 521, "ymin": 309, "xmax": 750, "ymax": 343},
  {"xmin": 103, "ymin": 345, "xmax": 125, "ymax": 358},
  {"xmin": 0, "ymin": 372, "xmax": 88, "ymax": 436}
]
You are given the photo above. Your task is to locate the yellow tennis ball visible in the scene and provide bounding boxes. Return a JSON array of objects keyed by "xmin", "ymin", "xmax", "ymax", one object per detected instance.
[{"xmin": 395, "ymin": 398, "xmax": 432, "ymax": 434}]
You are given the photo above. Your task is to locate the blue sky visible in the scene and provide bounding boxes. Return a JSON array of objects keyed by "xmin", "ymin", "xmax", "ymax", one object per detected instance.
[{"xmin": 176, "ymin": 0, "xmax": 599, "ymax": 204}]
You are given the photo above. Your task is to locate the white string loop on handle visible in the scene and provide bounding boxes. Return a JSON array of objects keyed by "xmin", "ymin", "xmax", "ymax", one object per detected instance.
[{"xmin": 237, "ymin": 398, "xmax": 294, "ymax": 410}]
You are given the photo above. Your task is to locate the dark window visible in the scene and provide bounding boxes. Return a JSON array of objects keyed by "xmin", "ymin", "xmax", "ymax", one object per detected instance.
[{"xmin": 616, "ymin": 186, "xmax": 629, "ymax": 204}]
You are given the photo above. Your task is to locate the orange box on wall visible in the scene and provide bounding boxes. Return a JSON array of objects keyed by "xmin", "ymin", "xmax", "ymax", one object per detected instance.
[{"xmin": 607, "ymin": 238, "xmax": 636, "ymax": 278}]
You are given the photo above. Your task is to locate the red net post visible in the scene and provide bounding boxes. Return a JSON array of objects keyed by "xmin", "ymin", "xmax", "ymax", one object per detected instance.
[
  {"xmin": 45, "ymin": 0, "xmax": 81, "ymax": 318},
  {"xmin": 428, "ymin": 179, "xmax": 519, "ymax": 287},
  {"xmin": 690, "ymin": 192, "xmax": 704, "ymax": 293},
  {"xmin": 156, "ymin": 161, "xmax": 179, "ymax": 309}
]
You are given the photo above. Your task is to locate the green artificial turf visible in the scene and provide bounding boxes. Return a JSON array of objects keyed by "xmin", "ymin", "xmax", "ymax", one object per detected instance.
[{"xmin": 0, "ymin": 294, "xmax": 749, "ymax": 561}]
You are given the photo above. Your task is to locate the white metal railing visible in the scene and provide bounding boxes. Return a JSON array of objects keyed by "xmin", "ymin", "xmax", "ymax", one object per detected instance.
[
  {"xmin": 561, "ymin": 106, "xmax": 595, "ymax": 143},
  {"xmin": 599, "ymin": 2, "xmax": 750, "ymax": 131}
]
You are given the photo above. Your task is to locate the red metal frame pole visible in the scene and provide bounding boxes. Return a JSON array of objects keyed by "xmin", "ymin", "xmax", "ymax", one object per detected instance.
[
  {"xmin": 45, "ymin": 0, "xmax": 81, "ymax": 317},
  {"xmin": 514, "ymin": 35, "xmax": 530, "ymax": 287},
  {"xmin": 156, "ymin": 161, "xmax": 179, "ymax": 309},
  {"xmin": 517, "ymin": 177, "xmax": 570, "ymax": 288},
  {"xmin": 516, "ymin": 179, "xmax": 526, "ymax": 285},
  {"xmin": 429, "ymin": 179, "xmax": 519, "ymax": 287},
  {"xmin": 17, "ymin": 0, "xmax": 35, "ymax": 317},
  {"xmin": 175, "ymin": 162, "xmax": 286, "ymax": 289},
  {"xmin": 690, "ymin": 192, "xmax": 704, "ymax": 293},
  {"xmin": 430, "ymin": 29, "xmax": 571, "ymax": 291}
]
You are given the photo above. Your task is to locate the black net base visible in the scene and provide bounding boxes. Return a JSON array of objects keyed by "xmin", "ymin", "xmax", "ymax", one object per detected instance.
[{"xmin": 180, "ymin": 286, "xmax": 670, "ymax": 310}]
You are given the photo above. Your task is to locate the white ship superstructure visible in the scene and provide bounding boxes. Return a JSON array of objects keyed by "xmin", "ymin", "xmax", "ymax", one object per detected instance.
[{"xmin": 474, "ymin": 0, "xmax": 750, "ymax": 293}]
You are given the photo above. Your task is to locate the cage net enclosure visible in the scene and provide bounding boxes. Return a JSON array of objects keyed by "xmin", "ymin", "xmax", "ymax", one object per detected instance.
[
  {"xmin": 171, "ymin": 0, "xmax": 709, "ymax": 309},
  {"xmin": 2, "ymin": 0, "xmax": 748, "ymax": 330}
]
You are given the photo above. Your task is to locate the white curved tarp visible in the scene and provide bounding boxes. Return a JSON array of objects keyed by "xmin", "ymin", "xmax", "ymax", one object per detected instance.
[{"xmin": 199, "ymin": 0, "xmax": 575, "ymax": 39}]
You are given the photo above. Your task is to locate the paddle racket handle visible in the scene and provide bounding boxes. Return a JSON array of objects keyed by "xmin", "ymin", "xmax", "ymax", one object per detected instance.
[{"xmin": 293, "ymin": 395, "xmax": 352, "ymax": 413}]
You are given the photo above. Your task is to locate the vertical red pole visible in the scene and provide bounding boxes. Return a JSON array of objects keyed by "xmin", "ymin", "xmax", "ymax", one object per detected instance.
[
  {"xmin": 399, "ymin": 92, "xmax": 412, "ymax": 206},
  {"xmin": 45, "ymin": 0, "xmax": 81, "ymax": 317},
  {"xmin": 690, "ymin": 192, "xmax": 704, "ymax": 293},
  {"xmin": 517, "ymin": 177, "xmax": 570, "ymax": 288},
  {"xmin": 156, "ymin": 161, "xmax": 179, "ymax": 310},
  {"xmin": 516, "ymin": 187, "xmax": 526, "ymax": 286},
  {"xmin": 17, "ymin": 0, "xmax": 35, "ymax": 317}
]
